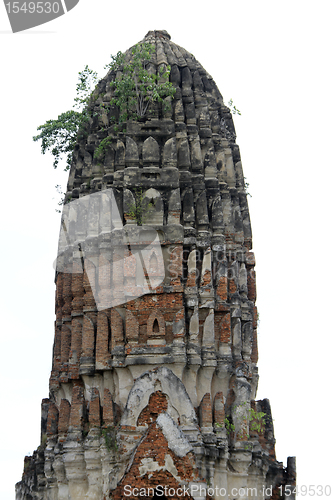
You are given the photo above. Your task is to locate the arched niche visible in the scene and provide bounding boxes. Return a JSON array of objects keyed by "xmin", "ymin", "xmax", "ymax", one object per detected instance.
[
  {"xmin": 125, "ymin": 136, "xmax": 139, "ymax": 167},
  {"xmin": 147, "ymin": 310, "xmax": 166, "ymax": 346},
  {"xmin": 162, "ymin": 137, "xmax": 177, "ymax": 167},
  {"xmin": 177, "ymin": 138, "xmax": 191, "ymax": 169},
  {"xmin": 142, "ymin": 188, "xmax": 164, "ymax": 225},
  {"xmin": 167, "ymin": 189, "xmax": 181, "ymax": 224},
  {"xmin": 115, "ymin": 140, "xmax": 125, "ymax": 170},
  {"xmin": 123, "ymin": 188, "xmax": 137, "ymax": 225},
  {"xmin": 120, "ymin": 367, "xmax": 198, "ymax": 428},
  {"xmin": 99, "ymin": 189, "xmax": 112, "ymax": 234},
  {"xmin": 149, "ymin": 252, "xmax": 158, "ymax": 274},
  {"xmin": 142, "ymin": 136, "xmax": 160, "ymax": 165},
  {"xmin": 211, "ymin": 195, "xmax": 223, "ymax": 231}
]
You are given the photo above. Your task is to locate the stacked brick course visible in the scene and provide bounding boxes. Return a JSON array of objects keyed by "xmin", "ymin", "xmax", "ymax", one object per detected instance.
[{"xmin": 16, "ymin": 30, "xmax": 295, "ymax": 500}]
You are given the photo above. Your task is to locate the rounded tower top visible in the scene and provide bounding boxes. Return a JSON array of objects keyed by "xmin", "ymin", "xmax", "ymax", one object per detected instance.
[{"xmin": 67, "ymin": 32, "xmax": 243, "ymax": 230}]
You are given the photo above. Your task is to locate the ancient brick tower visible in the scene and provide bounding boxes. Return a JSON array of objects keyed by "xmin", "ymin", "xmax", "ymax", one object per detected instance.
[{"xmin": 16, "ymin": 31, "xmax": 296, "ymax": 500}]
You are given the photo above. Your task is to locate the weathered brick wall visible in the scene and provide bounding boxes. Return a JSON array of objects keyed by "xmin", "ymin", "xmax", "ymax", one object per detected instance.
[{"xmin": 114, "ymin": 390, "xmax": 199, "ymax": 500}]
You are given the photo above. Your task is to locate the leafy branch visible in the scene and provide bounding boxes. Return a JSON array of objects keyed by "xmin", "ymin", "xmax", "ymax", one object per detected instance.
[
  {"xmin": 93, "ymin": 136, "xmax": 114, "ymax": 164},
  {"xmin": 222, "ymin": 405, "xmax": 266, "ymax": 439},
  {"xmin": 249, "ymin": 407, "xmax": 266, "ymax": 434},
  {"xmin": 228, "ymin": 98, "xmax": 241, "ymax": 116},
  {"xmin": 74, "ymin": 65, "xmax": 98, "ymax": 110},
  {"xmin": 100, "ymin": 426, "xmax": 118, "ymax": 452},
  {"xmin": 125, "ymin": 188, "xmax": 154, "ymax": 225},
  {"xmin": 33, "ymin": 109, "xmax": 84, "ymax": 170},
  {"xmin": 33, "ymin": 44, "xmax": 176, "ymax": 174},
  {"xmin": 108, "ymin": 42, "xmax": 176, "ymax": 123},
  {"xmin": 244, "ymin": 176, "xmax": 252, "ymax": 197},
  {"xmin": 224, "ymin": 417, "xmax": 236, "ymax": 435},
  {"xmin": 33, "ymin": 65, "xmax": 98, "ymax": 170}
]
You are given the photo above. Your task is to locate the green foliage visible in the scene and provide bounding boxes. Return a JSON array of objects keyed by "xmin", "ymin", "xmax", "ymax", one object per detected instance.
[
  {"xmin": 33, "ymin": 44, "xmax": 176, "ymax": 173},
  {"xmin": 33, "ymin": 65, "xmax": 98, "ymax": 170},
  {"xmin": 125, "ymin": 187, "xmax": 154, "ymax": 225},
  {"xmin": 54, "ymin": 184, "xmax": 72, "ymax": 213},
  {"xmin": 224, "ymin": 417, "xmax": 236, "ymax": 435},
  {"xmin": 33, "ymin": 109, "xmax": 83, "ymax": 170},
  {"xmin": 224, "ymin": 406, "xmax": 266, "ymax": 439},
  {"xmin": 228, "ymin": 98, "xmax": 241, "ymax": 116},
  {"xmin": 108, "ymin": 42, "xmax": 176, "ymax": 123},
  {"xmin": 100, "ymin": 426, "xmax": 118, "ymax": 452},
  {"xmin": 244, "ymin": 176, "xmax": 252, "ymax": 197},
  {"xmin": 93, "ymin": 136, "xmax": 113, "ymax": 164},
  {"xmin": 249, "ymin": 407, "xmax": 266, "ymax": 434},
  {"xmin": 74, "ymin": 65, "xmax": 98, "ymax": 110}
]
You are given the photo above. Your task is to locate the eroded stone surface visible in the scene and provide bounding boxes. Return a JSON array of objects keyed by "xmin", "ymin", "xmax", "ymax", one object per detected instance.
[{"xmin": 16, "ymin": 30, "xmax": 296, "ymax": 500}]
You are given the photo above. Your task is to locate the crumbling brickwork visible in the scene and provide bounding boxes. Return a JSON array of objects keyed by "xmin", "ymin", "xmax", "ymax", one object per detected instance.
[{"xmin": 16, "ymin": 30, "xmax": 295, "ymax": 500}]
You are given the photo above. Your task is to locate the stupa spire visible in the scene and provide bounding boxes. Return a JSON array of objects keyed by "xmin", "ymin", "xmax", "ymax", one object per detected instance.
[{"xmin": 16, "ymin": 31, "xmax": 296, "ymax": 500}]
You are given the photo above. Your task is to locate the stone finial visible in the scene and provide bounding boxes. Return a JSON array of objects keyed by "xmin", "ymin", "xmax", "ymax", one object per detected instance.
[{"xmin": 144, "ymin": 30, "xmax": 171, "ymax": 40}]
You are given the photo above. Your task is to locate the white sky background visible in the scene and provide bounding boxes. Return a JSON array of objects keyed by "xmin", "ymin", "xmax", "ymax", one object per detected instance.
[{"xmin": 1, "ymin": 1, "xmax": 332, "ymax": 499}]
